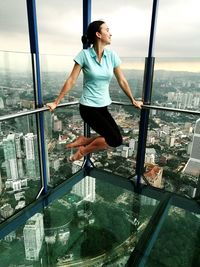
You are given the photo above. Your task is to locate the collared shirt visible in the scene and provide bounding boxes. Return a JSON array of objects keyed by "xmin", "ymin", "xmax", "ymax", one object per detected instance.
[{"xmin": 74, "ymin": 47, "xmax": 121, "ymax": 107}]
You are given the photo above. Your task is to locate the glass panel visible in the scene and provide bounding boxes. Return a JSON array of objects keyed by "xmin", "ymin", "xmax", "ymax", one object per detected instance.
[
  {"xmin": 0, "ymin": 1, "xmax": 30, "ymax": 52},
  {"xmin": 155, "ymin": 0, "xmax": 200, "ymax": 58},
  {"xmin": 145, "ymin": 109, "xmax": 200, "ymax": 198},
  {"xmin": 0, "ymin": 114, "xmax": 42, "ymax": 223},
  {"xmin": 152, "ymin": 58, "xmax": 200, "ymax": 108},
  {"xmin": 37, "ymin": 0, "xmax": 82, "ymax": 55},
  {"xmin": 40, "ymin": 54, "xmax": 83, "ymax": 103},
  {"xmin": 0, "ymin": 212, "xmax": 45, "ymax": 266},
  {"xmin": 44, "ymin": 105, "xmax": 83, "ymax": 187},
  {"xmin": 145, "ymin": 205, "xmax": 200, "ymax": 267},
  {"xmin": 111, "ymin": 57, "xmax": 145, "ymax": 102},
  {"xmin": 93, "ymin": 103, "xmax": 140, "ymax": 178},
  {"xmin": 0, "ymin": 51, "xmax": 34, "ymax": 115},
  {"xmin": 0, "ymin": 175, "xmax": 159, "ymax": 266},
  {"xmin": 92, "ymin": 0, "xmax": 152, "ymax": 57}
]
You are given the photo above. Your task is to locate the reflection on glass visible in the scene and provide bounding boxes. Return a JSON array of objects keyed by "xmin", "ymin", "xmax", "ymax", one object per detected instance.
[
  {"xmin": 145, "ymin": 206, "xmax": 200, "ymax": 267},
  {"xmin": 146, "ymin": 109, "xmax": 200, "ymax": 198},
  {"xmin": 0, "ymin": 176, "xmax": 159, "ymax": 266},
  {"xmin": 0, "ymin": 51, "xmax": 34, "ymax": 116},
  {"xmin": 44, "ymin": 106, "xmax": 83, "ymax": 187},
  {"xmin": 0, "ymin": 114, "xmax": 41, "ymax": 223}
]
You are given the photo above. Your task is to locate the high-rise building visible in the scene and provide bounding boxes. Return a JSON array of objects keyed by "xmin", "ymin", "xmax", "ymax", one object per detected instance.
[
  {"xmin": 166, "ymin": 134, "xmax": 175, "ymax": 147},
  {"xmin": 24, "ymin": 133, "xmax": 40, "ymax": 179},
  {"xmin": 0, "ymin": 171, "xmax": 2, "ymax": 194},
  {"xmin": 183, "ymin": 118, "xmax": 200, "ymax": 177},
  {"xmin": 45, "ymin": 112, "xmax": 53, "ymax": 140},
  {"xmin": 72, "ymin": 162, "xmax": 96, "ymax": 202},
  {"xmin": 53, "ymin": 115, "xmax": 62, "ymax": 132},
  {"xmin": 3, "ymin": 133, "xmax": 19, "ymax": 180},
  {"xmin": 15, "ymin": 133, "xmax": 24, "ymax": 178},
  {"xmin": 0, "ymin": 203, "xmax": 14, "ymax": 219},
  {"xmin": 72, "ymin": 176, "xmax": 96, "ymax": 202},
  {"xmin": 145, "ymin": 148, "xmax": 156, "ymax": 164},
  {"xmin": 23, "ymin": 213, "xmax": 44, "ymax": 261}
]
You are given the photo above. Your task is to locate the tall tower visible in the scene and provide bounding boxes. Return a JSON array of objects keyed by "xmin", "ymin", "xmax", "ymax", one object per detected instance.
[
  {"xmin": 23, "ymin": 213, "xmax": 44, "ymax": 261},
  {"xmin": 15, "ymin": 133, "xmax": 24, "ymax": 178},
  {"xmin": 183, "ymin": 118, "xmax": 200, "ymax": 176},
  {"xmin": 24, "ymin": 133, "xmax": 40, "ymax": 179},
  {"xmin": 3, "ymin": 133, "xmax": 19, "ymax": 180}
]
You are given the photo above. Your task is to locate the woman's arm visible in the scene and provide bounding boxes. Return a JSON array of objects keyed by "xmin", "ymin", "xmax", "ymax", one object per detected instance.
[
  {"xmin": 114, "ymin": 66, "xmax": 143, "ymax": 109},
  {"xmin": 46, "ymin": 63, "xmax": 81, "ymax": 112}
]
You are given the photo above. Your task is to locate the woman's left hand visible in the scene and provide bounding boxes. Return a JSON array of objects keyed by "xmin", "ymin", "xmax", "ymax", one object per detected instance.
[{"xmin": 131, "ymin": 99, "xmax": 143, "ymax": 109}]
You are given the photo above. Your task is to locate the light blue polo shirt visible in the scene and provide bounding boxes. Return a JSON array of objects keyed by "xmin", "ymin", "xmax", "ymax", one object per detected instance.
[{"xmin": 74, "ymin": 47, "xmax": 121, "ymax": 107}]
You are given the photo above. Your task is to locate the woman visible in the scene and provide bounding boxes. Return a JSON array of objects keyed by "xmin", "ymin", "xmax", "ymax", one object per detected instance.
[{"xmin": 47, "ymin": 20, "xmax": 143, "ymax": 161}]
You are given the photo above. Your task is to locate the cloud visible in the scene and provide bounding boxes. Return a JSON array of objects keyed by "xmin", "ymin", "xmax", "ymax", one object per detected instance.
[{"xmin": 0, "ymin": 0, "xmax": 200, "ymax": 58}]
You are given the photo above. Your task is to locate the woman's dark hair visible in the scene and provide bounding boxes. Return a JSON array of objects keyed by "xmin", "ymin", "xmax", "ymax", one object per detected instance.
[{"xmin": 81, "ymin": 20, "xmax": 105, "ymax": 47}]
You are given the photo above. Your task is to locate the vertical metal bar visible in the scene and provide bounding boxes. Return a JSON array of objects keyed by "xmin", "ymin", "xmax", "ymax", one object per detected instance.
[
  {"xmin": 136, "ymin": 0, "xmax": 159, "ymax": 186},
  {"xmin": 26, "ymin": 0, "xmax": 48, "ymax": 194},
  {"xmin": 82, "ymin": 0, "xmax": 92, "ymax": 168},
  {"xmin": 83, "ymin": 0, "xmax": 92, "ymax": 48}
]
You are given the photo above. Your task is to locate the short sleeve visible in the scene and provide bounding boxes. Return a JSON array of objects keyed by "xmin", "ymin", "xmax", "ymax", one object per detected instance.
[
  {"xmin": 111, "ymin": 50, "xmax": 121, "ymax": 68},
  {"xmin": 74, "ymin": 50, "xmax": 85, "ymax": 67}
]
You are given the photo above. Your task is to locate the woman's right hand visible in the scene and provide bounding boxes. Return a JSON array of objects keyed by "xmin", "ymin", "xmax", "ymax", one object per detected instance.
[{"xmin": 46, "ymin": 102, "xmax": 57, "ymax": 112}]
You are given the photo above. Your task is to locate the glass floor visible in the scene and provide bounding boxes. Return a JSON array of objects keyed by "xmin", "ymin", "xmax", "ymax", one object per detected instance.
[{"xmin": 0, "ymin": 168, "xmax": 200, "ymax": 267}]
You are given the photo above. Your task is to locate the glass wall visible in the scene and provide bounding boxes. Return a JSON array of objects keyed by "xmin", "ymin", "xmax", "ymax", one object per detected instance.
[
  {"xmin": 155, "ymin": 0, "xmax": 200, "ymax": 58},
  {"xmin": 94, "ymin": 103, "xmax": 140, "ymax": 178},
  {"xmin": 44, "ymin": 105, "xmax": 83, "ymax": 187},
  {"xmin": 0, "ymin": 114, "xmax": 42, "ymax": 223},
  {"xmin": 152, "ymin": 1, "xmax": 200, "ymax": 109},
  {"xmin": 92, "ymin": 0, "xmax": 152, "ymax": 57},
  {"xmin": 145, "ymin": 109, "xmax": 200, "ymax": 198},
  {"xmin": 40, "ymin": 54, "xmax": 83, "ymax": 104},
  {"xmin": 0, "ymin": 51, "xmax": 34, "ymax": 115},
  {"xmin": 36, "ymin": 0, "xmax": 82, "ymax": 55},
  {"xmin": 37, "ymin": 0, "xmax": 83, "ymax": 133},
  {"xmin": 0, "ymin": 0, "xmax": 30, "ymax": 52},
  {"xmin": 152, "ymin": 58, "xmax": 200, "ymax": 107}
]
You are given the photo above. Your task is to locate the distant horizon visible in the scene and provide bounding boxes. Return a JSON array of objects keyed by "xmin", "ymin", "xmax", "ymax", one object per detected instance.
[{"xmin": 0, "ymin": 53, "xmax": 200, "ymax": 73}]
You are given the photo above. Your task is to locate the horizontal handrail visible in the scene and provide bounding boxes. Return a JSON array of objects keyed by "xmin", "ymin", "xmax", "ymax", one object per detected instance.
[
  {"xmin": 0, "ymin": 100, "xmax": 199, "ymax": 122},
  {"xmin": 0, "ymin": 101, "xmax": 79, "ymax": 122},
  {"xmin": 142, "ymin": 104, "xmax": 200, "ymax": 115},
  {"xmin": 112, "ymin": 101, "xmax": 200, "ymax": 115}
]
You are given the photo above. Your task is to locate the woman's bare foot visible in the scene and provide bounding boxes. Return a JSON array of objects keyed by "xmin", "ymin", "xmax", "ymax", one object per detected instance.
[
  {"xmin": 66, "ymin": 136, "xmax": 95, "ymax": 148},
  {"xmin": 69, "ymin": 146, "xmax": 85, "ymax": 161},
  {"xmin": 66, "ymin": 136, "xmax": 87, "ymax": 148}
]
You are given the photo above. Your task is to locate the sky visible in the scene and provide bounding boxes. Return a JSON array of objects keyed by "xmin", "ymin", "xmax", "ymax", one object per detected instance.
[{"xmin": 0, "ymin": 0, "xmax": 200, "ymax": 72}]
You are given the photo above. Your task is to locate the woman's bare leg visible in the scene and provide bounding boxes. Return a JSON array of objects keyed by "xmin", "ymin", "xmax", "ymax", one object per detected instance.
[
  {"xmin": 70, "ymin": 136, "xmax": 108, "ymax": 161},
  {"xmin": 66, "ymin": 135, "xmax": 96, "ymax": 148}
]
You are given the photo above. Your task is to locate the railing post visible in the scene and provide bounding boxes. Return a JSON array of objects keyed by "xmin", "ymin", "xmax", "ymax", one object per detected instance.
[
  {"xmin": 26, "ymin": 0, "xmax": 48, "ymax": 194},
  {"xmin": 136, "ymin": 0, "xmax": 159, "ymax": 186}
]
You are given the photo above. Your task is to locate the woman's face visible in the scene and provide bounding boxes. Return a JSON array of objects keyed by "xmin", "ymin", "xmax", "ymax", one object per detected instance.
[{"xmin": 98, "ymin": 23, "xmax": 112, "ymax": 45}]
